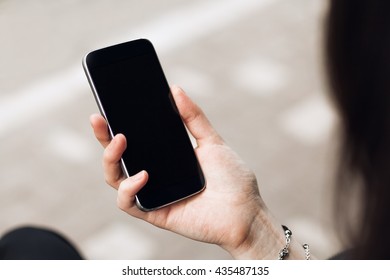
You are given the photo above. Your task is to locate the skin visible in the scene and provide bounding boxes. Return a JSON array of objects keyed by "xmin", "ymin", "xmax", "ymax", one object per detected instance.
[{"xmin": 90, "ymin": 85, "xmax": 308, "ymax": 259}]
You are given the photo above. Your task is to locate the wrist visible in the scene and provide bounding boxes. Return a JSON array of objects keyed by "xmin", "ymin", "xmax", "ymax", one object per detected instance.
[
  {"xmin": 222, "ymin": 208, "xmax": 309, "ymax": 259},
  {"xmin": 223, "ymin": 208, "xmax": 282, "ymax": 259}
]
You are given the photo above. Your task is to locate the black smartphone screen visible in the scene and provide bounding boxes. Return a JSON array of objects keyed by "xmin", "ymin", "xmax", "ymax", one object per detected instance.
[{"xmin": 83, "ymin": 39, "xmax": 205, "ymax": 211}]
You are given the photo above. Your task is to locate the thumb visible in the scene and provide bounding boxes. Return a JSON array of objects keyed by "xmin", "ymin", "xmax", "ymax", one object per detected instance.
[
  {"xmin": 117, "ymin": 170, "xmax": 148, "ymax": 213},
  {"xmin": 171, "ymin": 85, "xmax": 223, "ymax": 146}
]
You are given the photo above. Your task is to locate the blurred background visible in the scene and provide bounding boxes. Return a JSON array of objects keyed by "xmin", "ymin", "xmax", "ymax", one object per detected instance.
[{"xmin": 0, "ymin": 0, "xmax": 341, "ymax": 259}]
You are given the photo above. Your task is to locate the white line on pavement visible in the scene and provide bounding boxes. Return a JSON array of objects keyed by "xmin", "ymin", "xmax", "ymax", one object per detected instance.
[{"xmin": 0, "ymin": 0, "xmax": 277, "ymax": 137}]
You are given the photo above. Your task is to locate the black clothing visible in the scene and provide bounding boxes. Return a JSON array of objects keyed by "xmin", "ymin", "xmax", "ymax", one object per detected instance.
[{"xmin": 0, "ymin": 226, "xmax": 83, "ymax": 260}]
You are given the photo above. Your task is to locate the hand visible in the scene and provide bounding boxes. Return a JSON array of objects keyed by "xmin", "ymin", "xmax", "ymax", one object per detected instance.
[{"xmin": 90, "ymin": 86, "xmax": 303, "ymax": 259}]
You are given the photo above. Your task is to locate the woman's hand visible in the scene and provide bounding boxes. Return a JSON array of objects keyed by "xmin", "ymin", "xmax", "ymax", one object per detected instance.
[{"xmin": 90, "ymin": 86, "xmax": 305, "ymax": 259}]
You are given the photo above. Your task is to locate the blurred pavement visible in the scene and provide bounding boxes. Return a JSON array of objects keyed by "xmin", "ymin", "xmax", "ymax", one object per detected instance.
[{"xmin": 0, "ymin": 0, "xmax": 341, "ymax": 259}]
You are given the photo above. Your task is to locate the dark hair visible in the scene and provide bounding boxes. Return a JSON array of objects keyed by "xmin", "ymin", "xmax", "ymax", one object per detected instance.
[{"xmin": 326, "ymin": 0, "xmax": 390, "ymax": 259}]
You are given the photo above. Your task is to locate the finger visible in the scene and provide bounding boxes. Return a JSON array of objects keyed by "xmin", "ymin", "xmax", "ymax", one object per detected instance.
[
  {"xmin": 171, "ymin": 85, "xmax": 223, "ymax": 146},
  {"xmin": 117, "ymin": 170, "xmax": 149, "ymax": 217},
  {"xmin": 103, "ymin": 133, "xmax": 127, "ymax": 188},
  {"xmin": 90, "ymin": 113, "xmax": 111, "ymax": 148}
]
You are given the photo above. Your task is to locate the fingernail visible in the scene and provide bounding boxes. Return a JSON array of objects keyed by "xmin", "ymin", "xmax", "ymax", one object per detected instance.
[
  {"xmin": 171, "ymin": 85, "xmax": 184, "ymax": 94},
  {"xmin": 132, "ymin": 171, "xmax": 144, "ymax": 182},
  {"xmin": 112, "ymin": 134, "xmax": 121, "ymax": 146}
]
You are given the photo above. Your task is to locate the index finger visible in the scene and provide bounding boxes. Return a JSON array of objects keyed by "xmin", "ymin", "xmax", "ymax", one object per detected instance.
[{"xmin": 90, "ymin": 113, "xmax": 111, "ymax": 148}]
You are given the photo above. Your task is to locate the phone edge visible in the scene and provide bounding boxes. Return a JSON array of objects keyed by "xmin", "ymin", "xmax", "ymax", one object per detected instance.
[{"xmin": 82, "ymin": 53, "xmax": 131, "ymax": 181}]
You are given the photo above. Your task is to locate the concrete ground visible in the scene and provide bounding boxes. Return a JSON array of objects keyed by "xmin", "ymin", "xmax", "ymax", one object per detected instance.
[{"xmin": 0, "ymin": 0, "xmax": 341, "ymax": 259}]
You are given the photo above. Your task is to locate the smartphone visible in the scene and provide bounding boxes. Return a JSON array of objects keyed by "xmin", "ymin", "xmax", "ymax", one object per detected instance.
[{"xmin": 83, "ymin": 39, "xmax": 205, "ymax": 211}]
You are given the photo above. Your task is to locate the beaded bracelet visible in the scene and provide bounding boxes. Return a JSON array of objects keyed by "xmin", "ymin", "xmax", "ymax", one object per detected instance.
[{"xmin": 278, "ymin": 225, "xmax": 311, "ymax": 260}]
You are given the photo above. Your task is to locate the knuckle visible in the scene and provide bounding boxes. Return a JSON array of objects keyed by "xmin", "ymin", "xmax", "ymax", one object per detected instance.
[
  {"xmin": 103, "ymin": 147, "xmax": 113, "ymax": 163},
  {"xmin": 104, "ymin": 175, "xmax": 113, "ymax": 186},
  {"xmin": 117, "ymin": 199, "xmax": 125, "ymax": 211},
  {"xmin": 104, "ymin": 170, "xmax": 124, "ymax": 188},
  {"xmin": 104, "ymin": 174, "xmax": 120, "ymax": 188},
  {"xmin": 116, "ymin": 194, "xmax": 128, "ymax": 212}
]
